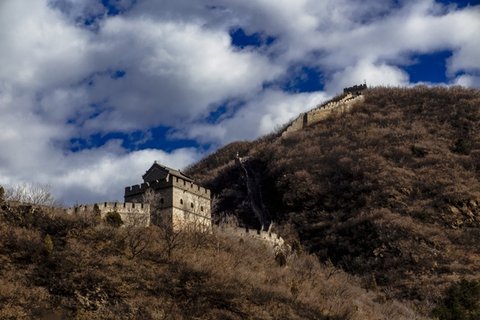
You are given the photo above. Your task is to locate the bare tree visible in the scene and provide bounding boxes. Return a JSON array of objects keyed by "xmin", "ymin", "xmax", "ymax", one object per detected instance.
[
  {"xmin": 142, "ymin": 188, "xmax": 162, "ymax": 225},
  {"xmin": 218, "ymin": 214, "xmax": 239, "ymax": 228},
  {"xmin": 181, "ymin": 196, "xmax": 212, "ymax": 249},
  {"xmin": 142, "ymin": 188, "xmax": 183, "ymax": 258},
  {"xmin": 0, "ymin": 185, "xmax": 5, "ymax": 203},
  {"xmin": 121, "ymin": 208, "xmax": 152, "ymax": 259},
  {"xmin": 159, "ymin": 220, "xmax": 182, "ymax": 259},
  {"xmin": 5, "ymin": 183, "xmax": 56, "ymax": 206}
]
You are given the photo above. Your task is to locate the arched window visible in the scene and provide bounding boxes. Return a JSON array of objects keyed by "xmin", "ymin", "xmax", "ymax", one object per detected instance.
[
  {"xmin": 200, "ymin": 206, "xmax": 204, "ymax": 211},
  {"xmin": 190, "ymin": 202, "xmax": 194, "ymax": 208},
  {"xmin": 180, "ymin": 199, "xmax": 183, "ymax": 205},
  {"xmin": 160, "ymin": 198, "xmax": 164, "ymax": 204}
]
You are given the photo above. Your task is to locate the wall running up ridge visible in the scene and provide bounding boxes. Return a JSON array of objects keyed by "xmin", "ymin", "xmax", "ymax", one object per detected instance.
[
  {"xmin": 215, "ymin": 224, "xmax": 286, "ymax": 251},
  {"xmin": 282, "ymin": 93, "xmax": 365, "ymax": 136}
]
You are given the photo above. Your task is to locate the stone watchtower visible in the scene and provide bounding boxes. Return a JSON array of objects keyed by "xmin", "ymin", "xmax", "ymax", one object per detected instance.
[{"xmin": 124, "ymin": 162, "xmax": 211, "ymax": 231}]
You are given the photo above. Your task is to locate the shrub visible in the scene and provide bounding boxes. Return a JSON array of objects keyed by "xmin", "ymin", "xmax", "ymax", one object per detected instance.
[
  {"xmin": 93, "ymin": 203, "xmax": 101, "ymax": 217},
  {"xmin": 433, "ymin": 279, "xmax": 480, "ymax": 320},
  {"xmin": 4, "ymin": 183, "xmax": 56, "ymax": 206},
  {"xmin": 184, "ymin": 86, "xmax": 480, "ymax": 308},
  {"xmin": 105, "ymin": 211, "xmax": 123, "ymax": 227},
  {"xmin": 452, "ymin": 138, "xmax": 473, "ymax": 155},
  {"xmin": 43, "ymin": 234, "xmax": 54, "ymax": 255},
  {"xmin": 410, "ymin": 144, "xmax": 428, "ymax": 157}
]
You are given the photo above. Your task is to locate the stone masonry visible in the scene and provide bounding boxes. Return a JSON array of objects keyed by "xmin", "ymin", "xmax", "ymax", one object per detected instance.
[
  {"xmin": 66, "ymin": 202, "xmax": 151, "ymax": 227},
  {"xmin": 67, "ymin": 163, "xmax": 211, "ymax": 231},
  {"xmin": 282, "ymin": 85, "xmax": 366, "ymax": 137},
  {"xmin": 125, "ymin": 162, "xmax": 212, "ymax": 231}
]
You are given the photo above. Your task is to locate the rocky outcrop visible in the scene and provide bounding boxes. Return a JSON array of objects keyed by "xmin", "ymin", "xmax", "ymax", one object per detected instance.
[{"xmin": 444, "ymin": 199, "xmax": 480, "ymax": 228}]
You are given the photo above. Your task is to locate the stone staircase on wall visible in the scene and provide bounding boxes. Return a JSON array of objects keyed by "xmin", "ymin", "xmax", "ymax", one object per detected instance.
[{"xmin": 282, "ymin": 93, "xmax": 365, "ymax": 137}]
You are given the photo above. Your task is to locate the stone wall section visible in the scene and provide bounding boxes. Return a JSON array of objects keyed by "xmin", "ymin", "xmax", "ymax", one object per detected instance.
[
  {"xmin": 125, "ymin": 175, "xmax": 211, "ymax": 201},
  {"xmin": 172, "ymin": 185, "xmax": 212, "ymax": 231},
  {"xmin": 282, "ymin": 113, "xmax": 307, "ymax": 136},
  {"xmin": 215, "ymin": 224, "xmax": 285, "ymax": 250},
  {"xmin": 66, "ymin": 202, "xmax": 151, "ymax": 227},
  {"xmin": 124, "ymin": 173, "xmax": 212, "ymax": 232},
  {"xmin": 171, "ymin": 176, "xmax": 211, "ymax": 198},
  {"xmin": 282, "ymin": 93, "xmax": 365, "ymax": 137}
]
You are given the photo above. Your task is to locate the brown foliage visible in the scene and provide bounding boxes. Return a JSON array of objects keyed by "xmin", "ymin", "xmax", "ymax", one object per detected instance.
[
  {"xmin": 186, "ymin": 86, "xmax": 480, "ymax": 311},
  {"xmin": 0, "ymin": 202, "xmax": 424, "ymax": 319}
]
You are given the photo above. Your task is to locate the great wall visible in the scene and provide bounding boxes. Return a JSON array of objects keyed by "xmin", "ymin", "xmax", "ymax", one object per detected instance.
[
  {"xmin": 124, "ymin": 175, "xmax": 211, "ymax": 200},
  {"xmin": 59, "ymin": 85, "xmax": 367, "ymax": 253},
  {"xmin": 66, "ymin": 202, "xmax": 151, "ymax": 226},
  {"xmin": 281, "ymin": 87, "xmax": 366, "ymax": 137},
  {"xmin": 215, "ymin": 224, "xmax": 287, "ymax": 253},
  {"xmin": 63, "ymin": 202, "xmax": 286, "ymax": 254}
]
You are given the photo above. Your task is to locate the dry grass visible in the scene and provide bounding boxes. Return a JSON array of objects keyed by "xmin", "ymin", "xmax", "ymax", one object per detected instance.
[
  {"xmin": 0, "ymin": 200, "xmax": 426, "ymax": 319},
  {"xmin": 185, "ymin": 86, "xmax": 480, "ymax": 313}
]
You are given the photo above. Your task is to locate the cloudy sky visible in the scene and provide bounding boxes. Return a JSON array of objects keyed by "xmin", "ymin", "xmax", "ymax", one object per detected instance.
[{"xmin": 0, "ymin": 0, "xmax": 479, "ymax": 205}]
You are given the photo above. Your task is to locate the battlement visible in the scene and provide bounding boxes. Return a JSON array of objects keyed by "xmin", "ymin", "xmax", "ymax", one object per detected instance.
[
  {"xmin": 215, "ymin": 224, "xmax": 285, "ymax": 249},
  {"xmin": 171, "ymin": 176, "xmax": 211, "ymax": 198},
  {"xmin": 124, "ymin": 180, "xmax": 166, "ymax": 197},
  {"xmin": 67, "ymin": 201, "xmax": 150, "ymax": 213},
  {"xmin": 125, "ymin": 175, "xmax": 211, "ymax": 198},
  {"xmin": 344, "ymin": 83, "xmax": 367, "ymax": 94},
  {"xmin": 66, "ymin": 202, "xmax": 151, "ymax": 227},
  {"xmin": 282, "ymin": 93, "xmax": 364, "ymax": 137}
]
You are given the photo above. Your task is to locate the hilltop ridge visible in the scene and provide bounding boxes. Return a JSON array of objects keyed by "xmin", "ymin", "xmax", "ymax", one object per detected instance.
[
  {"xmin": 282, "ymin": 88, "xmax": 366, "ymax": 136},
  {"xmin": 1, "ymin": 86, "xmax": 479, "ymax": 318},
  {"xmin": 185, "ymin": 86, "xmax": 480, "ymax": 309}
]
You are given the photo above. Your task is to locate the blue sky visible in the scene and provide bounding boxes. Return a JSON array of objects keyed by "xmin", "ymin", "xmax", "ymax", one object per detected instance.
[{"xmin": 0, "ymin": 0, "xmax": 479, "ymax": 205}]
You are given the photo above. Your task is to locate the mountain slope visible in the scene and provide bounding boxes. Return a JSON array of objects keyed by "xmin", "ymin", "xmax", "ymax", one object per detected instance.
[
  {"xmin": 0, "ymin": 199, "xmax": 425, "ymax": 319},
  {"xmin": 186, "ymin": 86, "xmax": 480, "ymax": 305}
]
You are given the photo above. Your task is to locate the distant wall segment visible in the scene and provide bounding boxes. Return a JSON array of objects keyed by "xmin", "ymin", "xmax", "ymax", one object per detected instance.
[
  {"xmin": 215, "ymin": 224, "xmax": 286, "ymax": 250},
  {"xmin": 281, "ymin": 91, "xmax": 365, "ymax": 137},
  {"xmin": 66, "ymin": 202, "xmax": 151, "ymax": 227}
]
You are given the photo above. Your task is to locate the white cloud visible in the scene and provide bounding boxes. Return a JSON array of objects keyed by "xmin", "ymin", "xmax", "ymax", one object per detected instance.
[
  {"xmin": 210, "ymin": 0, "xmax": 479, "ymax": 83},
  {"xmin": 179, "ymin": 89, "xmax": 329, "ymax": 145},
  {"xmin": 326, "ymin": 60, "xmax": 410, "ymax": 94},
  {"xmin": 49, "ymin": 0, "xmax": 107, "ymax": 22},
  {"xmin": 454, "ymin": 74, "xmax": 480, "ymax": 88},
  {"xmin": 0, "ymin": 0, "xmax": 92, "ymax": 91},
  {"xmin": 50, "ymin": 147, "xmax": 202, "ymax": 204},
  {"xmin": 80, "ymin": 16, "xmax": 282, "ymax": 132},
  {"xmin": 0, "ymin": 0, "xmax": 479, "ymax": 205}
]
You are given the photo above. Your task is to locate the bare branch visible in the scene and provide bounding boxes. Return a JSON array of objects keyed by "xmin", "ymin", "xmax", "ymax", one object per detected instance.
[{"xmin": 5, "ymin": 183, "xmax": 56, "ymax": 206}]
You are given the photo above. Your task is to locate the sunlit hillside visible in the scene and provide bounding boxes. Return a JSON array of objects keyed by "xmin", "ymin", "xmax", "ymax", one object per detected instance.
[
  {"xmin": 0, "ymin": 199, "xmax": 425, "ymax": 319},
  {"xmin": 186, "ymin": 86, "xmax": 480, "ymax": 314},
  {"xmin": 2, "ymin": 86, "xmax": 480, "ymax": 319}
]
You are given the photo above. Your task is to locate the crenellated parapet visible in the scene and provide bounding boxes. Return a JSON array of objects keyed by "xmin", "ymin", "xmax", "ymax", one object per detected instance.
[
  {"xmin": 124, "ymin": 179, "xmax": 167, "ymax": 198},
  {"xmin": 66, "ymin": 202, "xmax": 151, "ymax": 227},
  {"xmin": 125, "ymin": 175, "xmax": 210, "ymax": 199},
  {"xmin": 67, "ymin": 201, "xmax": 150, "ymax": 214},
  {"xmin": 344, "ymin": 83, "xmax": 367, "ymax": 94},
  {"xmin": 171, "ymin": 175, "xmax": 211, "ymax": 198},
  {"xmin": 281, "ymin": 92, "xmax": 365, "ymax": 137},
  {"xmin": 124, "ymin": 162, "xmax": 212, "ymax": 231},
  {"xmin": 215, "ymin": 224, "xmax": 285, "ymax": 249}
]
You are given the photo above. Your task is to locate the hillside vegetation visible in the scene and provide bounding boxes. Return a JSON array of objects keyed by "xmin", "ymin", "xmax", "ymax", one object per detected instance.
[
  {"xmin": 0, "ymin": 198, "xmax": 424, "ymax": 319},
  {"xmin": 2, "ymin": 86, "xmax": 479, "ymax": 319},
  {"xmin": 185, "ymin": 86, "xmax": 480, "ymax": 311}
]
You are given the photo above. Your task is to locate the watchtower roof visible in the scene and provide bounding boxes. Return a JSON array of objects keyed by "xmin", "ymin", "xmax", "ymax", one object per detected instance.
[{"xmin": 142, "ymin": 162, "xmax": 193, "ymax": 183}]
